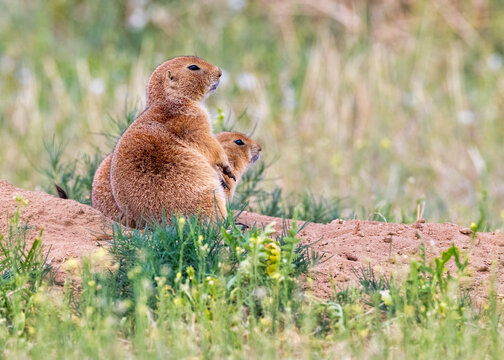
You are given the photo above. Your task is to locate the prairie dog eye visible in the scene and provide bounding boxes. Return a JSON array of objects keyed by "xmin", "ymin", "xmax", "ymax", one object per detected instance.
[
  {"xmin": 234, "ymin": 139, "xmax": 245, "ymax": 146},
  {"xmin": 188, "ymin": 65, "xmax": 200, "ymax": 71}
]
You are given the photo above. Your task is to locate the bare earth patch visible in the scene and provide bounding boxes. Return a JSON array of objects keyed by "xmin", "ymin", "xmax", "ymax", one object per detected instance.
[
  {"xmin": 1, "ymin": 179, "xmax": 504, "ymax": 302},
  {"xmin": 237, "ymin": 212, "xmax": 504, "ymax": 302},
  {"xmin": 0, "ymin": 180, "xmax": 112, "ymax": 282}
]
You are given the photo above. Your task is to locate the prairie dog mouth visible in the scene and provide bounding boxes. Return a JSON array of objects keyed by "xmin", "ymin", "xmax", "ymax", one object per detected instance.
[
  {"xmin": 208, "ymin": 81, "xmax": 220, "ymax": 92},
  {"xmin": 250, "ymin": 153, "xmax": 260, "ymax": 163}
]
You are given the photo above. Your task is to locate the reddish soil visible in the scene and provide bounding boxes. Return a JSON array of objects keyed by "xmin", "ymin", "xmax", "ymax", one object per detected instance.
[
  {"xmin": 0, "ymin": 180, "xmax": 112, "ymax": 282},
  {"xmin": 1, "ymin": 179, "xmax": 504, "ymax": 302},
  {"xmin": 237, "ymin": 212, "xmax": 504, "ymax": 302}
]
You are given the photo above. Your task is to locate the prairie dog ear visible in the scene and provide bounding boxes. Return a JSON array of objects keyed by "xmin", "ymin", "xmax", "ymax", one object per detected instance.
[{"xmin": 167, "ymin": 70, "xmax": 174, "ymax": 81}]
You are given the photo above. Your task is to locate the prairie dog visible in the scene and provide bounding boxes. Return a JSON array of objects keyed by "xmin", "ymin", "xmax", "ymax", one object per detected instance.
[
  {"xmin": 215, "ymin": 132, "xmax": 261, "ymax": 200},
  {"xmin": 110, "ymin": 56, "xmax": 235, "ymax": 225},
  {"xmin": 92, "ymin": 132, "xmax": 261, "ymax": 226}
]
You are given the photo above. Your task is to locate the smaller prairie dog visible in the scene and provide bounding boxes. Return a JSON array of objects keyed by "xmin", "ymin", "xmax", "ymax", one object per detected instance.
[
  {"xmin": 215, "ymin": 132, "xmax": 261, "ymax": 200},
  {"xmin": 92, "ymin": 132, "xmax": 261, "ymax": 226}
]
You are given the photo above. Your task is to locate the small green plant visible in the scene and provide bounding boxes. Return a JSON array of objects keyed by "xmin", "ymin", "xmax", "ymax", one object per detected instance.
[
  {"xmin": 0, "ymin": 196, "xmax": 51, "ymax": 336},
  {"xmin": 469, "ymin": 190, "xmax": 491, "ymax": 240},
  {"xmin": 40, "ymin": 110, "xmax": 137, "ymax": 204},
  {"xmin": 41, "ymin": 137, "xmax": 102, "ymax": 204},
  {"xmin": 106, "ymin": 214, "xmax": 230, "ymax": 304},
  {"xmin": 364, "ymin": 242, "xmax": 470, "ymax": 321},
  {"xmin": 101, "ymin": 109, "xmax": 137, "ymax": 148},
  {"xmin": 354, "ymin": 263, "xmax": 390, "ymax": 294},
  {"xmin": 233, "ymin": 170, "xmax": 348, "ymax": 223}
]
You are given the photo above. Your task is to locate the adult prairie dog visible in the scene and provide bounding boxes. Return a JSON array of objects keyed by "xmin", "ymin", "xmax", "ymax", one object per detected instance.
[
  {"xmin": 92, "ymin": 132, "xmax": 261, "ymax": 226},
  {"xmin": 110, "ymin": 56, "xmax": 236, "ymax": 226}
]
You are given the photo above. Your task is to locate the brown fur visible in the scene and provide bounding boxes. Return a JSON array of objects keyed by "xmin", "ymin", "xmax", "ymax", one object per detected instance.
[
  {"xmin": 91, "ymin": 153, "xmax": 136, "ymax": 227},
  {"xmin": 109, "ymin": 56, "xmax": 236, "ymax": 226},
  {"xmin": 92, "ymin": 132, "xmax": 261, "ymax": 226}
]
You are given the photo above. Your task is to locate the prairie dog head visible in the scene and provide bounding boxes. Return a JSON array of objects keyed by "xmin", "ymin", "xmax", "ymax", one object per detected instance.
[
  {"xmin": 216, "ymin": 131, "xmax": 262, "ymax": 198},
  {"xmin": 147, "ymin": 56, "xmax": 222, "ymax": 105}
]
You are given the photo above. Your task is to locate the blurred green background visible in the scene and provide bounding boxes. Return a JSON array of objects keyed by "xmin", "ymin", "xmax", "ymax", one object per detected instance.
[{"xmin": 1, "ymin": 0, "xmax": 503, "ymax": 227}]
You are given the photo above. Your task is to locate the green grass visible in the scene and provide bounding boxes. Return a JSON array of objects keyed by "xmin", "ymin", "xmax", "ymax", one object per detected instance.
[{"xmin": 0, "ymin": 198, "xmax": 503, "ymax": 359}]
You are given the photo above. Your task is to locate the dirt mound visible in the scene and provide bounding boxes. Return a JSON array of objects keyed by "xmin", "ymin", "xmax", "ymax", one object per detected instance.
[
  {"xmin": 237, "ymin": 212, "xmax": 504, "ymax": 301},
  {"xmin": 1, "ymin": 180, "xmax": 503, "ymax": 301},
  {"xmin": 0, "ymin": 180, "xmax": 111, "ymax": 281}
]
